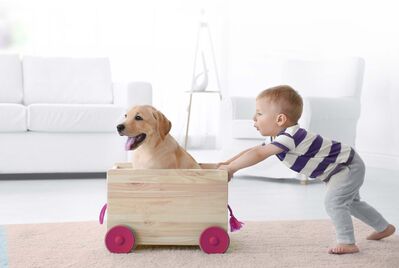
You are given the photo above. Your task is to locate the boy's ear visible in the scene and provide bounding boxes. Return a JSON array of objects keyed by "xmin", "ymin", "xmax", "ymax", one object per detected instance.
[{"xmin": 276, "ymin": 114, "xmax": 288, "ymax": 126}]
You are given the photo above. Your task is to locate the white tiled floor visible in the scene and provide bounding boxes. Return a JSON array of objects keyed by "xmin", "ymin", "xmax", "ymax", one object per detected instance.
[{"xmin": 1, "ymin": 150, "xmax": 398, "ymax": 232}]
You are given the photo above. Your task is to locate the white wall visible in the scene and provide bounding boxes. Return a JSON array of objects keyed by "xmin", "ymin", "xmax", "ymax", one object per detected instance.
[
  {"xmin": 0, "ymin": 0, "xmax": 228, "ymax": 146},
  {"xmin": 2, "ymin": 0, "xmax": 398, "ymax": 169},
  {"xmin": 224, "ymin": 0, "xmax": 399, "ymax": 170}
]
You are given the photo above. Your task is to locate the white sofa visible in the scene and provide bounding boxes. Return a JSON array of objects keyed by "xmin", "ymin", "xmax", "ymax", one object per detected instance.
[
  {"xmin": 221, "ymin": 57, "xmax": 365, "ymax": 181},
  {"xmin": 0, "ymin": 55, "xmax": 152, "ymax": 174}
]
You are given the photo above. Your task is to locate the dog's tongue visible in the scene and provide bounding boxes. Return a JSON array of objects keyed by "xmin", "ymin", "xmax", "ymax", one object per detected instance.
[{"xmin": 125, "ymin": 137, "xmax": 136, "ymax": 151}]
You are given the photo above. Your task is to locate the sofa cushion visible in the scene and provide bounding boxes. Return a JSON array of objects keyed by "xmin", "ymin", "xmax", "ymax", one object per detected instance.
[
  {"xmin": 23, "ymin": 56, "xmax": 113, "ymax": 104},
  {"xmin": 0, "ymin": 54, "xmax": 23, "ymax": 103},
  {"xmin": 27, "ymin": 104, "xmax": 125, "ymax": 132},
  {"xmin": 0, "ymin": 104, "xmax": 27, "ymax": 132}
]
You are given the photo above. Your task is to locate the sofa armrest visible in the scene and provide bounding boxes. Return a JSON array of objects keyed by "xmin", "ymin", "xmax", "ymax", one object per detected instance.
[
  {"xmin": 230, "ymin": 96, "xmax": 360, "ymax": 120},
  {"xmin": 113, "ymin": 81, "xmax": 153, "ymax": 108},
  {"xmin": 227, "ymin": 96, "xmax": 360, "ymax": 146}
]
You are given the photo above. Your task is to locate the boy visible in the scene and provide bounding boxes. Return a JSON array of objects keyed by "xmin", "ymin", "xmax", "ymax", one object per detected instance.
[{"xmin": 218, "ymin": 85, "xmax": 396, "ymax": 254}]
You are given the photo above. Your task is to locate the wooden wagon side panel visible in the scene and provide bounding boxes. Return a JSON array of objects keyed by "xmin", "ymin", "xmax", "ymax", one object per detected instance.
[{"xmin": 107, "ymin": 168, "xmax": 228, "ymax": 245}]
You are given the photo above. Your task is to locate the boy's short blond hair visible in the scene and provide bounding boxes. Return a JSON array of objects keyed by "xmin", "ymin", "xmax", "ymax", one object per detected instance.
[{"xmin": 257, "ymin": 85, "xmax": 303, "ymax": 123}]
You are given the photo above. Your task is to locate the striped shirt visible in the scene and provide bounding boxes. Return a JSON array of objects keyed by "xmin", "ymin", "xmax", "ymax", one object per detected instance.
[{"xmin": 269, "ymin": 124, "xmax": 354, "ymax": 181}]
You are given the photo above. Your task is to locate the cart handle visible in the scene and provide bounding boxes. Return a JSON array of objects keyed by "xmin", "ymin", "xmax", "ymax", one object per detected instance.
[{"xmin": 99, "ymin": 203, "xmax": 107, "ymax": 224}]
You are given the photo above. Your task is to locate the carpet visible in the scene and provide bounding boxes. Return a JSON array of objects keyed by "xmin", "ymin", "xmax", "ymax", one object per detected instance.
[{"xmin": 1, "ymin": 219, "xmax": 398, "ymax": 268}]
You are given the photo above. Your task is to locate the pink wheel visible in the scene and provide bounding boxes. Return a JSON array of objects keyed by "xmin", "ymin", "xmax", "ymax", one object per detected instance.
[
  {"xmin": 199, "ymin": 226, "xmax": 230, "ymax": 254},
  {"xmin": 105, "ymin": 225, "xmax": 135, "ymax": 253}
]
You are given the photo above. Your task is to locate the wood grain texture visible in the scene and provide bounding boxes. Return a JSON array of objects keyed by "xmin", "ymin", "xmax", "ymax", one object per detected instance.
[{"xmin": 107, "ymin": 164, "xmax": 228, "ymax": 245}]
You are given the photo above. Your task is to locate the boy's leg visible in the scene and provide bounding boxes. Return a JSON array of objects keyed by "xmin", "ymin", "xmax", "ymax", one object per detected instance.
[
  {"xmin": 324, "ymin": 155, "xmax": 370, "ymax": 254},
  {"xmin": 324, "ymin": 165, "xmax": 361, "ymax": 245},
  {"xmin": 347, "ymin": 153, "xmax": 395, "ymax": 239},
  {"xmin": 350, "ymin": 195, "xmax": 395, "ymax": 240},
  {"xmin": 349, "ymin": 193, "xmax": 390, "ymax": 233}
]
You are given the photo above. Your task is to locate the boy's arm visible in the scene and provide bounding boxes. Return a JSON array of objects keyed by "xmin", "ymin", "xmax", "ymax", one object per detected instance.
[
  {"xmin": 199, "ymin": 146, "xmax": 257, "ymax": 169},
  {"xmin": 219, "ymin": 144, "xmax": 284, "ymax": 180},
  {"xmin": 229, "ymin": 144, "xmax": 283, "ymax": 173},
  {"xmin": 223, "ymin": 146, "xmax": 256, "ymax": 165}
]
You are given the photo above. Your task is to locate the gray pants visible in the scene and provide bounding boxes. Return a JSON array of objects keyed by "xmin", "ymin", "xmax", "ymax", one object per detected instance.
[{"xmin": 324, "ymin": 151, "xmax": 389, "ymax": 244}]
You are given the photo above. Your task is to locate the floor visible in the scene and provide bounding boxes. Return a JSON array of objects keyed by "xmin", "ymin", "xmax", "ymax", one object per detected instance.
[{"xmin": 1, "ymin": 150, "xmax": 398, "ymax": 233}]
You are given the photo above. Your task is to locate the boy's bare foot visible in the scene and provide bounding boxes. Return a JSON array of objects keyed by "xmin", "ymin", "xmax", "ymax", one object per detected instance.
[
  {"xmin": 367, "ymin": 224, "xmax": 396, "ymax": 240},
  {"xmin": 328, "ymin": 244, "xmax": 359, "ymax": 254}
]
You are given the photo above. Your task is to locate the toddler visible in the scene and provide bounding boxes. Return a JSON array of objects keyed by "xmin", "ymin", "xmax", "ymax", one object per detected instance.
[{"xmin": 218, "ymin": 85, "xmax": 396, "ymax": 254}]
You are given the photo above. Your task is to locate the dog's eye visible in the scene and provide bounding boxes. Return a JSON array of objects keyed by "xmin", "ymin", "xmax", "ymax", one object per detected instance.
[
  {"xmin": 124, "ymin": 114, "xmax": 127, "ymax": 118},
  {"xmin": 135, "ymin": 115, "xmax": 143, "ymax": 121}
]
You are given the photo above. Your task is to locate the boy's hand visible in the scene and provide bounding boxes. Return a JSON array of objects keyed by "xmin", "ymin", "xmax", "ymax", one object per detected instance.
[{"xmin": 218, "ymin": 164, "xmax": 234, "ymax": 182}]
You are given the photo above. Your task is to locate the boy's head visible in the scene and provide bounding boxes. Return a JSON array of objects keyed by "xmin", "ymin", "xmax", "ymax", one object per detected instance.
[{"xmin": 253, "ymin": 85, "xmax": 303, "ymax": 136}]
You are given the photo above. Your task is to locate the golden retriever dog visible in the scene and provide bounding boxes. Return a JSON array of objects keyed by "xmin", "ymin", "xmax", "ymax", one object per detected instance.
[{"xmin": 117, "ymin": 105, "xmax": 201, "ymax": 169}]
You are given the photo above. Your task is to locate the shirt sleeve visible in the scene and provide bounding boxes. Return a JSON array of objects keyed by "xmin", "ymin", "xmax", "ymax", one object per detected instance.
[{"xmin": 270, "ymin": 133, "xmax": 296, "ymax": 152}]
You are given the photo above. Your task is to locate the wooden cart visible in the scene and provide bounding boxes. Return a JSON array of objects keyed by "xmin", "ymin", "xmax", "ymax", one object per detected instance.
[{"xmin": 99, "ymin": 162, "xmax": 230, "ymax": 254}]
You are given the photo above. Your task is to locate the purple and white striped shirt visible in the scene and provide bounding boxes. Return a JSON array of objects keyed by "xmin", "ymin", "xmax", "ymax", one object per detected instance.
[{"xmin": 269, "ymin": 124, "xmax": 354, "ymax": 181}]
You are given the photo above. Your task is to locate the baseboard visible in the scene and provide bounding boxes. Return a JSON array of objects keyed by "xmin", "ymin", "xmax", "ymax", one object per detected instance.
[{"xmin": 360, "ymin": 151, "xmax": 399, "ymax": 170}]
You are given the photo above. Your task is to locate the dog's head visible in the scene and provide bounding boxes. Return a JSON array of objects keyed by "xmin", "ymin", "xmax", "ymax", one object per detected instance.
[{"xmin": 117, "ymin": 105, "xmax": 172, "ymax": 150}]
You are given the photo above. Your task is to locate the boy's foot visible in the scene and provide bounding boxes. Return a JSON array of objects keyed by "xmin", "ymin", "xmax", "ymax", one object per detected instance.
[
  {"xmin": 328, "ymin": 244, "xmax": 359, "ymax": 254},
  {"xmin": 367, "ymin": 224, "xmax": 396, "ymax": 240}
]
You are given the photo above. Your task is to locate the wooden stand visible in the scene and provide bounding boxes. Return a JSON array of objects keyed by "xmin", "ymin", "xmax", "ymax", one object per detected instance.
[
  {"xmin": 184, "ymin": 10, "xmax": 222, "ymax": 150},
  {"xmin": 184, "ymin": 91, "xmax": 222, "ymax": 149}
]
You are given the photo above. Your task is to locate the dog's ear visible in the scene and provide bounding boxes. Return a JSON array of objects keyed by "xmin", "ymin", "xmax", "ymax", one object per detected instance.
[{"xmin": 153, "ymin": 110, "xmax": 171, "ymax": 140}]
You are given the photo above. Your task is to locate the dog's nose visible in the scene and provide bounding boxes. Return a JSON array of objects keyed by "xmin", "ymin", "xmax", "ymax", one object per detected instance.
[{"xmin": 117, "ymin": 124, "xmax": 125, "ymax": 132}]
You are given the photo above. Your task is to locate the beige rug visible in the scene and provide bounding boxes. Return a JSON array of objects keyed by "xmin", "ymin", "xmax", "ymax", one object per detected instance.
[{"xmin": 1, "ymin": 219, "xmax": 398, "ymax": 268}]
